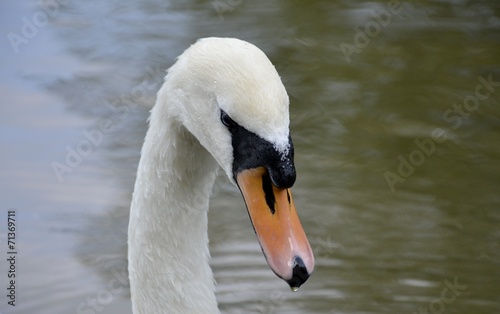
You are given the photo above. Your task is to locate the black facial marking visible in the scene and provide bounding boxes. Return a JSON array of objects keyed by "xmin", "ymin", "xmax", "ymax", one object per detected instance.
[
  {"xmin": 220, "ymin": 110, "xmax": 296, "ymax": 188},
  {"xmin": 286, "ymin": 190, "xmax": 291, "ymax": 204},
  {"xmin": 262, "ymin": 172, "xmax": 276, "ymax": 214}
]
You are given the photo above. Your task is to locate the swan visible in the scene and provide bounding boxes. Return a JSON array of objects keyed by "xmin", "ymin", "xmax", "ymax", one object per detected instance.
[{"xmin": 128, "ymin": 37, "xmax": 314, "ymax": 313}]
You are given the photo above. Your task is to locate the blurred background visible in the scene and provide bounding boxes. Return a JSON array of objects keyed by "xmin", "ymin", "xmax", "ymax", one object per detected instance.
[{"xmin": 1, "ymin": 1, "xmax": 500, "ymax": 313}]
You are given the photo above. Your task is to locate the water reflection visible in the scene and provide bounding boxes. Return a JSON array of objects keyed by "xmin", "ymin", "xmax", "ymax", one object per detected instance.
[{"xmin": 12, "ymin": 0, "xmax": 500, "ymax": 313}]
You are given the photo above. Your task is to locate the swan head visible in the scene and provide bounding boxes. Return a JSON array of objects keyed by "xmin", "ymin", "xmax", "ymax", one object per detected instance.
[{"xmin": 159, "ymin": 37, "xmax": 314, "ymax": 289}]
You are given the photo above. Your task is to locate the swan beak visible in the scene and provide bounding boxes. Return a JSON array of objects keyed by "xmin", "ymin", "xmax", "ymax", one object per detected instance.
[{"xmin": 236, "ymin": 167, "xmax": 315, "ymax": 290}]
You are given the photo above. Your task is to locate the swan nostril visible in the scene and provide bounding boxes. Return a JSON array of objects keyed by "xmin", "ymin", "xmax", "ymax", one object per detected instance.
[{"xmin": 286, "ymin": 256, "xmax": 310, "ymax": 291}]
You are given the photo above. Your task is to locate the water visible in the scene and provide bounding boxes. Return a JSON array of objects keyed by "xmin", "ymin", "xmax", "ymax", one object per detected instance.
[{"xmin": 1, "ymin": 0, "xmax": 500, "ymax": 313}]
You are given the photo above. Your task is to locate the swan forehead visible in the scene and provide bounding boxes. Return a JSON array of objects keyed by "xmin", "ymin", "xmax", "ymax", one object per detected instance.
[{"xmin": 184, "ymin": 37, "xmax": 291, "ymax": 152}]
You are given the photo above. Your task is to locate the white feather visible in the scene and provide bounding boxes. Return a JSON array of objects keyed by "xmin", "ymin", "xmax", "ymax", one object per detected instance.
[{"xmin": 128, "ymin": 37, "xmax": 291, "ymax": 313}]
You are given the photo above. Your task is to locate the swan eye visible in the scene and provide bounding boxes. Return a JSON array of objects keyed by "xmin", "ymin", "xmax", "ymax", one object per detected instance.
[{"xmin": 220, "ymin": 110, "xmax": 236, "ymax": 128}]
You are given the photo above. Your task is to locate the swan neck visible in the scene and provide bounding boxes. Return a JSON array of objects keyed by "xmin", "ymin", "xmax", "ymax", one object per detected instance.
[{"xmin": 128, "ymin": 111, "xmax": 219, "ymax": 313}]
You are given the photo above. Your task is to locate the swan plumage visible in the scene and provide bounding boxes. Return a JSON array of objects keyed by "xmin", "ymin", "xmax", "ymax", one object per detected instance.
[{"xmin": 128, "ymin": 37, "xmax": 314, "ymax": 314}]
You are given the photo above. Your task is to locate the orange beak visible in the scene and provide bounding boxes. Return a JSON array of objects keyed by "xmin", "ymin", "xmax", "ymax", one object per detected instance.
[{"xmin": 236, "ymin": 167, "xmax": 314, "ymax": 290}]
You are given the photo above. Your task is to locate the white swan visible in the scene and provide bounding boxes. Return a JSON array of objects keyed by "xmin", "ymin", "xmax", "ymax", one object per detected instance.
[{"xmin": 128, "ymin": 37, "xmax": 314, "ymax": 313}]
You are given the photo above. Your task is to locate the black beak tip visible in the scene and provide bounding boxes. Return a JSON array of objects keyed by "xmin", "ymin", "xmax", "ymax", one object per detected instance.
[{"xmin": 286, "ymin": 256, "xmax": 311, "ymax": 291}]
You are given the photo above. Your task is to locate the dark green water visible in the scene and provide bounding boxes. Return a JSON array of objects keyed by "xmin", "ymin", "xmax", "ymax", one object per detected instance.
[{"xmin": 1, "ymin": 1, "xmax": 499, "ymax": 313}]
